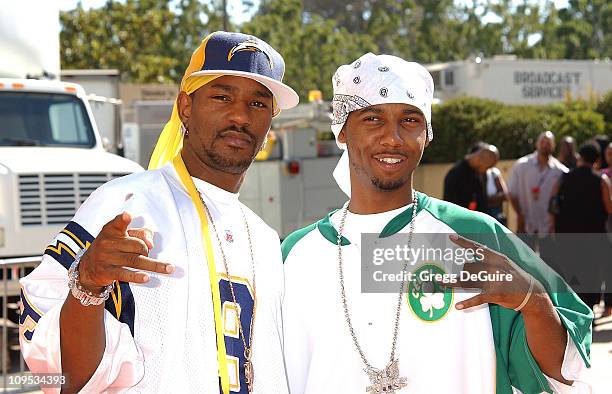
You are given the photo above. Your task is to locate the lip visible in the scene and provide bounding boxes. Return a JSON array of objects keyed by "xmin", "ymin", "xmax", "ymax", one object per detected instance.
[{"xmin": 219, "ymin": 130, "xmax": 253, "ymax": 149}]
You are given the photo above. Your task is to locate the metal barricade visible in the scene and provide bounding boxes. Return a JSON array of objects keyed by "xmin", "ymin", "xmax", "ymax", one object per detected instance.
[{"xmin": 0, "ymin": 256, "xmax": 42, "ymax": 393}]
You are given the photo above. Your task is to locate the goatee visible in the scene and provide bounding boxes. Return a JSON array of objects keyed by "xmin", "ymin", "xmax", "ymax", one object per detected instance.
[
  {"xmin": 203, "ymin": 146, "xmax": 254, "ymax": 174},
  {"xmin": 371, "ymin": 176, "xmax": 406, "ymax": 191}
]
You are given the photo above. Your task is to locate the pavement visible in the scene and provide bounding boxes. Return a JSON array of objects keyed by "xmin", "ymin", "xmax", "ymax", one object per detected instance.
[{"xmin": 588, "ymin": 314, "xmax": 612, "ymax": 393}]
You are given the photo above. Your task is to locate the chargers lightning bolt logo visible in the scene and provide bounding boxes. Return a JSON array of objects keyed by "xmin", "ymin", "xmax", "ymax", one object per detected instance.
[{"xmin": 228, "ymin": 40, "xmax": 274, "ymax": 70}]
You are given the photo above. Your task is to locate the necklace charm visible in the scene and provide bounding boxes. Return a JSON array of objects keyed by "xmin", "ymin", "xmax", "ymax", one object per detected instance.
[
  {"xmin": 244, "ymin": 360, "xmax": 254, "ymax": 393},
  {"xmin": 365, "ymin": 359, "xmax": 407, "ymax": 394}
]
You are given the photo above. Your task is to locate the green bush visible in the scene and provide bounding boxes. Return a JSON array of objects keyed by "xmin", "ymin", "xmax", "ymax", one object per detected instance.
[
  {"xmin": 424, "ymin": 97, "xmax": 503, "ymax": 163},
  {"xmin": 473, "ymin": 106, "xmax": 552, "ymax": 160},
  {"xmin": 595, "ymin": 91, "xmax": 612, "ymax": 134},
  {"xmin": 548, "ymin": 110, "xmax": 605, "ymax": 143},
  {"xmin": 423, "ymin": 95, "xmax": 609, "ymax": 163}
]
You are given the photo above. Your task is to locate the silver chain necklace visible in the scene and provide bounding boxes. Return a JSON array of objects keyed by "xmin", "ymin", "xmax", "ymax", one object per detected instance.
[
  {"xmin": 337, "ymin": 191, "xmax": 418, "ymax": 394},
  {"xmin": 200, "ymin": 194, "xmax": 257, "ymax": 393}
]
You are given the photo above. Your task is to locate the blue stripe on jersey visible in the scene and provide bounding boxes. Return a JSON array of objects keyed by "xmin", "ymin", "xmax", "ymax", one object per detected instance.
[
  {"xmin": 19, "ymin": 287, "xmax": 43, "ymax": 342},
  {"xmin": 43, "ymin": 220, "xmax": 137, "ymax": 336}
]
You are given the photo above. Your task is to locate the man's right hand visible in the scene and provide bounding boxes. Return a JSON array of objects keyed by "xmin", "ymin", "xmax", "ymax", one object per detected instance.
[{"xmin": 78, "ymin": 212, "xmax": 175, "ymax": 290}]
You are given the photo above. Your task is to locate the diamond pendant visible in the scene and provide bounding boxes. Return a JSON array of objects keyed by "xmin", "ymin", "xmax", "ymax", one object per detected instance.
[
  {"xmin": 365, "ymin": 359, "xmax": 407, "ymax": 393},
  {"xmin": 244, "ymin": 360, "xmax": 254, "ymax": 393}
]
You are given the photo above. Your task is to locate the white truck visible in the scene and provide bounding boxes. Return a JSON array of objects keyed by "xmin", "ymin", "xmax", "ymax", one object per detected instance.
[
  {"xmin": 0, "ymin": 2, "xmax": 142, "ymax": 259},
  {"xmin": 427, "ymin": 55, "xmax": 612, "ymax": 104}
]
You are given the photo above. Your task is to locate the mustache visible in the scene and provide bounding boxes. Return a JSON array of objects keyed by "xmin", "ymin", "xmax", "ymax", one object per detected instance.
[{"xmin": 217, "ymin": 125, "xmax": 256, "ymax": 143}]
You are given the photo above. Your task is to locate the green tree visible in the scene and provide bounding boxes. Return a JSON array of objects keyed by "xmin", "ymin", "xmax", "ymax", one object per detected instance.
[
  {"xmin": 242, "ymin": 0, "xmax": 377, "ymax": 100},
  {"xmin": 538, "ymin": 0, "xmax": 612, "ymax": 59},
  {"xmin": 60, "ymin": 0, "xmax": 225, "ymax": 82}
]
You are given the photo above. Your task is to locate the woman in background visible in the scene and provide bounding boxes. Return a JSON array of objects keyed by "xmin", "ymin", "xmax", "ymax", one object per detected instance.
[{"xmin": 485, "ymin": 150, "xmax": 509, "ymax": 226}]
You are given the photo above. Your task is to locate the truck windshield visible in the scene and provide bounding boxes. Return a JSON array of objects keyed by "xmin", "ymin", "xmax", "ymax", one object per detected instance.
[{"xmin": 0, "ymin": 92, "xmax": 96, "ymax": 147}]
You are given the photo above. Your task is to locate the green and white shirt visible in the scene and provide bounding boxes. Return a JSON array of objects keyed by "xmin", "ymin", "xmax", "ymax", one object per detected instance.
[{"xmin": 282, "ymin": 192, "xmax": 591, "ymax": 394}]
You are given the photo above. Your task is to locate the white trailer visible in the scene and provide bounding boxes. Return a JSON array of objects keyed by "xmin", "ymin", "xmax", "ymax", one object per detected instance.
[
  {"xmin": 125, "ymin": 100, "xmax": 345, "ymax": 238},
  {"xmin": 61, "ymin": 69, "xmax": 123, "ymax": 153},
  {"xmin": 427, "ymin": 56, "xmax": 612, "ymax": 104},
  {"xmin": 241, "ymin": 102, "xmax": 345, "ymax": 238}
]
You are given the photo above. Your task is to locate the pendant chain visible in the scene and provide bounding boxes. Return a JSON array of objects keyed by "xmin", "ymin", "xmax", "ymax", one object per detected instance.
[
  {"xmin": 337, "ymin": 191, "xmax": 417, "ymax": 372},
  {"xmin": 200, "ymin": 194, "xmax": 257, "ymax": 388}
]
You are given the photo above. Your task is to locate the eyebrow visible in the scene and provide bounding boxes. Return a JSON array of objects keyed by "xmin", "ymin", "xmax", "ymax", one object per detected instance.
[
  {"xmin": 208, "ymin": 83, "xmax": 272, "ymax": 99},
  {"xmin": 358, "ymin": 107, "xmax": 424, "ymax": 116},
  {"xmin": 358, "ymin": 107, "xmax": 383, "ymax": 115},
  {"xmin": 403, "ymin": 109, "xmax": 424, "ymax": 116},
  {"xmin": 209, "ymin": 83, "xmax": 235, "ymax": 92},
  {"xmin": 254, "ymin": 89, "xmax": 273, "ymax": 99}
]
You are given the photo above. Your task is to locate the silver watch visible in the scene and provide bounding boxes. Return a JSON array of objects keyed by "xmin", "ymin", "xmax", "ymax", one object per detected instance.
[{"xmin": 67, "ymin": 248, "xmax": 114, "ymax": 306}]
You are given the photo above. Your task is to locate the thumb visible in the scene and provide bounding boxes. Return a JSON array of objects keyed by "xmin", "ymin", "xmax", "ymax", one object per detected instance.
[{"xmin": 103, "ymin": 212, "xmax": 132, "ymax": 236}]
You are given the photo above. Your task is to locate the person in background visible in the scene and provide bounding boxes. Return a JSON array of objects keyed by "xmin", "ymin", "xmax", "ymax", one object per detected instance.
[
  {"xmin": 508, "ymin": 131, "xmax": 567, "ymax": 259},
  {"xmin": 603, "ymin": 143, "xmax": 612, "ymax": 236},
  {"xmin": 443, "ymin": 141, "xmax": 499, "ymax": 213},
  {"xmin": 557, "ymin": 136, "xmax": 578, "ymax": 170},
  {"xmin": 602, "ymin": 142, "xmax": 612, "ymax": 179},
  {"xmin": 553, "ymin": 141, "xmax": 611, "ymax": 233},
  {"xmin": 552, "ymin": 141, "xmax": 612, "ymax": 314},
  {"xmin": 594, "ymin": 135, "xmax": 610, "ymax": 171},
  {"xmin": 485, "ymin": 148, "xmax": 509, "ymax": 225}
]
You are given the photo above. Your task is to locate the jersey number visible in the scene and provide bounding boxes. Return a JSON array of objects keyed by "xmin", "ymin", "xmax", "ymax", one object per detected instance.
[{"xmin": 219, "ymin": 277, "xmax": 254, "ymax": 393}]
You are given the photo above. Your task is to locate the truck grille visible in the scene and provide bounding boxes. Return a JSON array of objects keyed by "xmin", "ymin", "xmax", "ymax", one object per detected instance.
[{"xmin": 18, "ymin": 173, "xmax": 130, "ymax": 226}]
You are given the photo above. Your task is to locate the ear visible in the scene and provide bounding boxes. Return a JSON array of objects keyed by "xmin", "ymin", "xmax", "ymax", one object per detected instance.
[
  {"xmin": 338, "ymin": 127, "xmax": 347, "ymax": 145},
  {"xmin": 177, "ymin": 91, "xmax": 192, "ymax": 125}
]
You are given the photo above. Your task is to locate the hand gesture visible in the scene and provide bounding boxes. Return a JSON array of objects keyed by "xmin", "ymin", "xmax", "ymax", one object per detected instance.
[
  {"xmin": 443, "ymin": 234, "xmax": 543, "ymax": 312},
  {"xmin": 77, "ymin": 212, "xmax": 174, "ymax": 291}
]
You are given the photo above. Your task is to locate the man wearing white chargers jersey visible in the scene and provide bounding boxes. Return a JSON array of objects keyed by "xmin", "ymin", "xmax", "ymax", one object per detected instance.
[
  {"xmin": 281, "ymin": 53, "xmax": 592, "ymax": 393},
  {"xmin": 19, "ymin": 31, "xmax": 298, "ymax": 393}
]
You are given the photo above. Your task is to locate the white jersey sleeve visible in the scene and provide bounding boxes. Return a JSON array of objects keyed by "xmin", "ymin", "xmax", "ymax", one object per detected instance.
[
  {"xmin": 541, "ymin": 336, "xmax": 591, "ymax": 394},
  {"xmin": 19, "ymin": 181, "xmax": 145, "ymax": 393}
]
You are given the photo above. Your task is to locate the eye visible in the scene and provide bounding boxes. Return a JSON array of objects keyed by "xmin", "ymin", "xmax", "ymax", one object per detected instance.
[
  {"xmin": 212, "ymin": 95, "xmax": 231, "ymax": 102},
  {"xmin": 402, "ymin": 116, "xmax": 423, "ymax": 124},
  {"xmin": 251, "ymin": 101, "xmax": 268, "ymax": 108},
  {"xmin": 363, "ymin": 116, "xmax": 381, "ymax": 122}
]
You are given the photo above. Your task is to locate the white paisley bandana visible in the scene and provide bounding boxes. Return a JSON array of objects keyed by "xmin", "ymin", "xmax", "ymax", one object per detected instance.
[{"xmin": 330, "ymin": 53, "xmax": 435, "ymax": 196}]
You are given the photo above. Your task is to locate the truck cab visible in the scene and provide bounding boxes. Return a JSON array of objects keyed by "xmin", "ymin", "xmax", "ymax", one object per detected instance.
[{"xmin": 0, "ymin": 78, "xmax": 142, "ymax": 258}]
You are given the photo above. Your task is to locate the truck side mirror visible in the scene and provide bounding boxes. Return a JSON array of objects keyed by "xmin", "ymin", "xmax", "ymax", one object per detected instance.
[{"xmin": 101, "ymin": 137, "xmax": 112, "ymax": 152}]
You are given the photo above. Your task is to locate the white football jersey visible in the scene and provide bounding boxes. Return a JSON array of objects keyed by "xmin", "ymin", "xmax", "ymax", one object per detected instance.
[
  {"xmin": 20, "ymin": 163, "xmax": 288, "ymax": 394},
  {"xmin": 282, "ymin": 193, "xmax": 590, "ymax": 394}
]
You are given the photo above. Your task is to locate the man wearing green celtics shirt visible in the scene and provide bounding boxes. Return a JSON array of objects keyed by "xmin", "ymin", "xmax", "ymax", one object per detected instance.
[{"xmin": 281, "ymin": 53, "xmax": 592, "ymax": 394}]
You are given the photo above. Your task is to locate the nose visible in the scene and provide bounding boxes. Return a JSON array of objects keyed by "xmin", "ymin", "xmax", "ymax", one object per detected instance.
[
  {"xmin": 227, "ymin": 100, "xmax": 251, "ymax": 128},
  {"xmin": 379, "ymin": 123, "xmax": 404, "ymax": 147}
]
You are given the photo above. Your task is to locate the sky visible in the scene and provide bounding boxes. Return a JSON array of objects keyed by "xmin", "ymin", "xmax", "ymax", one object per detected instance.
[
  {"xmin": 58, "ymin": 0, "xmax": 571, "ymax": 25},
  {"xmin": 57, "ymin": 0, "xmax": 256, "ymax": 24}
]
